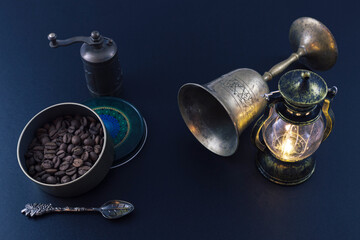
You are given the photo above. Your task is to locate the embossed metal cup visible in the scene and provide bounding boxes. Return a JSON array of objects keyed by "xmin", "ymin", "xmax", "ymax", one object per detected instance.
[
  {"xmin": 178, "ymin": 69, "xmax": 268, "ymax": 156},
  {"xmin": 178, "ymin": 17, "xmax": 338, "ymax": 157}
]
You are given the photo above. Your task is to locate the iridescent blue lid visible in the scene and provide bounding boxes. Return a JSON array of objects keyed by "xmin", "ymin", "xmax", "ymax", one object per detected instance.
[{"xmin": 84, "ymin": 97, "xmax": 147, "ymax": 168}]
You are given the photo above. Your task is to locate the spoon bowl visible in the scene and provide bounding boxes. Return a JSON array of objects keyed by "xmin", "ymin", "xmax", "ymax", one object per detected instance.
[{"xmin": 99, "ymin": 200, "xmax": 135, "ymax": 219}]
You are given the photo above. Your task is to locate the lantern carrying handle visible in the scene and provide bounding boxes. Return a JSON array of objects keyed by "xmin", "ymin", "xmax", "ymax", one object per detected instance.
[
  {"xmin": 251, "ymin": 91, "xmax": 283, "ymax": 151},
  {"xmin": 322, "ymin": 86, "xmax": 338, "ymax": 142}
]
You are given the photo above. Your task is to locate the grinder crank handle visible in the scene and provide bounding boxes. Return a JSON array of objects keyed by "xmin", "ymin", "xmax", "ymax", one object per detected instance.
[{"xmin": 47, "ymin": 31, "xmax": 103, "ymax": 48}]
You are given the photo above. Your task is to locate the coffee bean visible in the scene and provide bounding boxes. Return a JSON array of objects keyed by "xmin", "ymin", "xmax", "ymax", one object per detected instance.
[
  {"xmin": 35, "ymin": 165, "xmax": 42, "ymax": 172},
  {"xmin": 61, "ymin": 175, "xmax": 71, "ymax": 184},
  {"xmin": 80, "ymin": 117, "xmax": 88, "ymax": 127},
  {"xmin": 78, "ymin": 166, "xmax": 91, "ymax": 176},
  {"xmin": 45, "ymin": 142, "xmax": 58, "ymax": 150},
  {"xmin": 36, "ymin": 128, "xmax": 48, "ymax": 136},
  {"xmin": 59, "ymin": 143, "xmax": 67, "ymax": 151},
  {"xmin": 41, "ymin": 160, "xmax": 53, "ymax": 169},
  {"xmin": 89, "ymin": 122, "xmax": 96, "ymax": 129},
  {"xmin": 56, "ymin": 150, "xmax": 66, "ymax": 158},
  {"xmin": 53, "ymin": 135, "xmax": 61, "ymax": 143},
  {"xmin": 55, "ymin": 171, "xmax": 65, "ymax": 177},
  {"xmin": 94, "ymin": 136, "xmax": 100, "ymax": 145},
  {"xmin": 65, "ymin": 166, "xmax": 76, "ymax": 176},
  {"xmin": 62, "ymin": 120, "xmax": 69, "ymax": 129},
  {"xmin": 53, "ymin": 157, "xmax": 61, "ymax": 168},
  {"xmin": 33, "ymin": 151, "xmax": 44, "ymax": 162},
  {"xmin": 68, "ymin": 125, "xmax": 75, "ymax": 134},
  {"xmin": 44, "ymin": 149, "xmax": 56, "ymax": 154},
  {"xmin": 81, "ymin": 151, "xmax": 89, "ymax": 161},
  {"xmin": 71, "ymin": 135, "xmax": 80, "ymax": 145},
  {"xmin": 44, "ymin": 154, "xmax": 55, "ymax": 159},
  {"xmin": 34, "ymin": 170, "xmax": 46, "ymax": 178},
  {"xmin": 46, "ymin": 176, "xmax": 57, "ymax": 184},
  {"xmin": 71, "ymin": 119, "xmax": 80, "ymax": 129},
  {"xmin": 83, "ymin": 146, "xmax": 93, "ymax": 152},
  {"xmin": 80, "ymin": 132, "xmax": 89, "ymax": 140},
  {"xmin": 63, "ymin": 155, "xmax": 73, "ymax": 162},
  {"xmin": 40, "ymin": 136, "xmax": 51, "ymax": 145},
  {"xmin": 55, "ymin": 119, "xmax": 62, "ymax": 130},
  {"xmin": 84, "ymin": 138, "xmax": 94, "ymax": 146},
  {"xmin": 59, "ymin": 161, "xmax": 70, "ymax": 171},
  {"xmin": 94, "ymin": 145, "xmax": 102, "ymax": 154},
  {"xmin": 71, "ymin": 173, "xmax": 77, "ymax": 181},
  {"xmin": 37, "ymin": 133, "xmax": 47, "ymax": 140},
  {"xmin": 89, "ymin": 152, "xmax": 98, "ymax": 161},
  {"xmin": 57, "ymin": 128, "xmax": 67, "ymax": 137},
  {"xmin": 63, "ymin": 133, "xmax": 72, "ymax": 144},
  {"xmin": 41, "ymin": 173, "xmax": 50, "ymax": 181},
  {"xmin": 73, "ymin": 158, "xmax": 83, "ymax": 168},
  {"xmin": 52, "ymin": 156, "xmax": 58, "ymax": 163},
  {"xmin": 74, "ymin": 129, "xmax": 83, "ymax": 136},
  {"xmin": 53, "ymin": 137, "xmax": 61, "ymax": 145},
  {"xmin": 45, "ymin": 168, "xmax": 57, "ymax": 174},
  {"xmin": 67, "ymin": 144, "xmax": 74, "ymax": 153},
  {"xmin": 84, "ymin": 161, "xmax": 93, "ymax": 167},
  {"xmin": 33, "ymin": 145, "xmax": 45, "ymax": 151},
  {"xmin": 72, "ymin": 146, "xmax": 83, "ymax": 156},
  {"xmin": 100, "ymin": 137, "xmax": 104, "ymax": 146},
  {"xmin": 49, "ymin": 129, "xmax": 58, "ymax": 139}
]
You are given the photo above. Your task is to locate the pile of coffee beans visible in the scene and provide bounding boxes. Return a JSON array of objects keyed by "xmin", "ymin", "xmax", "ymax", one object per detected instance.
[{"xmin": 24, "ymin": 115, "xmax": 104, "ymax": 184}]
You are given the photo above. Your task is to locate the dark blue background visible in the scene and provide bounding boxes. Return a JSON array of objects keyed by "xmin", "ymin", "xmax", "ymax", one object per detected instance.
[{"xmin": 0, "ymin": 0, "xmax": 359, "ymax": 239}]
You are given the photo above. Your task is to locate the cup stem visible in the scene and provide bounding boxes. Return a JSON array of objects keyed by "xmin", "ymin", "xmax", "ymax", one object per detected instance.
[{"xmin": 262, "ymin": 48, "xmax": 306, "ymax": 82}]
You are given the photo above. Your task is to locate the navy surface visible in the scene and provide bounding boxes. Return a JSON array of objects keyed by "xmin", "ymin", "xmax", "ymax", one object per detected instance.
[{"xmin": 0, "ymin": 0, "xmax": 359, "ymax": 239}]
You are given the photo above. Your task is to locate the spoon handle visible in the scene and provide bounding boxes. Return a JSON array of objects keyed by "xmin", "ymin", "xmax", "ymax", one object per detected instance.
[{"xmin": 21, "ymin": 203, "xmax": 98, "ymax": 217}]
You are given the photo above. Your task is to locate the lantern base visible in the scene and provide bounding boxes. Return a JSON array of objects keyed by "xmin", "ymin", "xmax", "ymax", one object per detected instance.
[{"xmin": 256, "ymin": 149, "xmax": 315, "ymax": 185}]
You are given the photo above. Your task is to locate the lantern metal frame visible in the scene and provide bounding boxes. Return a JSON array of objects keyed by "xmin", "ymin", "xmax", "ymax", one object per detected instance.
[{"xmin": 251, "ymin": 70, "xmax": 337, "ymax": 185}]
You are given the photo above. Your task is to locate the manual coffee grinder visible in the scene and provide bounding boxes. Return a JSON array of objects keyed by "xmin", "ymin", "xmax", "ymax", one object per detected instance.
[{"xmin": 48, "ymin": 31, "xmax": 122, "ymax": 97}]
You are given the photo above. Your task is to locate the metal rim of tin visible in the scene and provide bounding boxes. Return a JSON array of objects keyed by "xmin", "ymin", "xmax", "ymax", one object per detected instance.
[{"xmin": 17, "ymin": 102, "xmax": 112, "ymax": 187}]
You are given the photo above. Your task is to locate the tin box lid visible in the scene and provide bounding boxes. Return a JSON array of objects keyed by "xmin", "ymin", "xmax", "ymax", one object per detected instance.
[{"xmin": 84, "ymin": 97, "xmax": 147, "ymax": 168}]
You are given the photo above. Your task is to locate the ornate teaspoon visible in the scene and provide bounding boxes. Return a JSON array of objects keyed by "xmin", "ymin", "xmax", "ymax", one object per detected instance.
[{"xmin": 21, "ymin": 200, "xmax": 134, "ymax": 219}]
